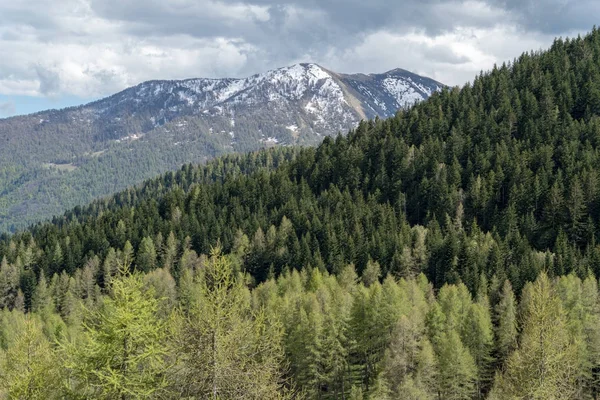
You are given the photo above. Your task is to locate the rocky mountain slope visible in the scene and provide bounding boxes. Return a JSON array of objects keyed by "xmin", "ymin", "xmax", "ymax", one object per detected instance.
[
  {"xmin": 84, "ymin": 63, "xmax": 442, "ymax": 145},
  {"xmin": 0, "ymin": 63, "xmax": 442, "ymax": 232}
]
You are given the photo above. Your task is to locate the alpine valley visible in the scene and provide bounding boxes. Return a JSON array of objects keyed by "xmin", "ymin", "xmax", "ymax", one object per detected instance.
[{"xmin": 0, "ymin": 63, "xmax": 442, "ymax": 232}]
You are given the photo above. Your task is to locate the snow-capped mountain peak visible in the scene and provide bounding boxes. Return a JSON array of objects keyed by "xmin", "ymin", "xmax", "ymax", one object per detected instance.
[
  {"xmin": 79, "ymin": 63, "xmax": 443, "ymax": 145},
  {"xmin": 0, "ymin": 63, "xmax": 443, "ymax": 230}
]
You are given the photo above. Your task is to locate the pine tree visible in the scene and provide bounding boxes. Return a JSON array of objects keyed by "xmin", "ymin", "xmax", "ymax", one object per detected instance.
[
  {"xmin": 136, "ymin": 236, "xmax": 157, "ymax": 273},
  {"xmin": 0, "ymin": 257, "xmax": 19, "ymax": 310}
]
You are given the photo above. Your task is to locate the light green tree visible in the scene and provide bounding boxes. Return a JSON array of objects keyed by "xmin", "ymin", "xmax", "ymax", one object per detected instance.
[
  {"xmin": 436, "ymin": 330, "xmax": 476, "ymax": 400},
  {"xmin": 462, "ymin": 301, "xmax": 494, "ymax": 397},
  {"xmin": 63, "ymin": 266, "xmax": 172, "ymax": 399},
  {"xmin": 494, "ymin": 280, "xmax": 518, "ymax": 364},
  {"xmin": 171, "ymin": 248, "xmax": 289, "ymax": 399},
  {"xmin": 0, "ymin": 313, "xmax": 61, "ymax": 399},
  {"xmin": 491, "ymin": 272, "xmax": 578, "ymax": 399}
]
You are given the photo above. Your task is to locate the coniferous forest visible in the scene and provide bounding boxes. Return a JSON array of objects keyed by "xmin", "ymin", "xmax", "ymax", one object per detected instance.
[{"xmin": 4, "ymin": 28, "xmax": 600, "ymax": 399}]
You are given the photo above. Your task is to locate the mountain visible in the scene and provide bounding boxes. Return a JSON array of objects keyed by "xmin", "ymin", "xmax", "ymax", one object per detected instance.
[
  {"xmin": 0, "ymin": 63, "xmax": 442, "ymax": 233},
  {"xmin": 4, "ymin": 26, "xmax": 600, "ymax": 400},
  {"xmin": 54, "ymin": 63, "xmax": 441, "ymax": 145},
  {"xmin": 6, "ymin": 27, "xmax": 600, "ymax": 288}
]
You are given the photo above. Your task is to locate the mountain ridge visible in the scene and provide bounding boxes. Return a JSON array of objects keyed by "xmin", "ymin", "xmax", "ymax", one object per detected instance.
[{"xmin": 0, "ymin": 63, "xmax": 442, "ymax": 232}]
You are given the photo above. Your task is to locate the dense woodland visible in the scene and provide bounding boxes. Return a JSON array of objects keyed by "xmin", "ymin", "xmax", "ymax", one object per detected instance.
[
  {"xmin": 0, "ymin": 248, "xmax": 596, "ymax": 399},
  {"xmin": 3, "ymin": 27, "xmax": 600, "ymax": 399},
  {"xmin": 0, "ymin": 111, "xmax": 254, "ymax": 233}
]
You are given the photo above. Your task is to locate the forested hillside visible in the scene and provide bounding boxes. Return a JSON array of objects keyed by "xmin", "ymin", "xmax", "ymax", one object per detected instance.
[
  {"xmin": 0, "ymin": 250, "xmax": 595, "ymax": 399},
  {"xmin": 0, "ymin": 64, "xmax": 441, "ymax": 233},
  {"xmin": 3, "ymin": 26, "xmax": 600, "ymax": 400},
  {"xmin": 5, "ymin": 29, "xmax": 600, "ymax": 291}
]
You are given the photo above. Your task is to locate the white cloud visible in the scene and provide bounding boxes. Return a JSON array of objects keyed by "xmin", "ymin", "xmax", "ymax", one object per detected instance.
[
  {"xmin": 0, "ymin": 0, "xmax": 594, "ymax": 104},
  {"xmin": 323, "ymin": 25, "xmax": 560, "ymax": 86}
]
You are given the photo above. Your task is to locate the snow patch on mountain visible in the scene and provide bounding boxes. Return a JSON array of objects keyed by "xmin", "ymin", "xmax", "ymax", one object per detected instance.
[
  {"xmin": 382, "ymin": 78, "xmax": 424, "ymax": 108},
  {"xmin": 87, "ymin": 63, "xmax": 443, "ymax": 146}
]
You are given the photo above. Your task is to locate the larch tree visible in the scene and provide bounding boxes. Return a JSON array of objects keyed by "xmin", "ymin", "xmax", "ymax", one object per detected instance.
[
  {"xmin": 171, "ymin": 248, "xmax": 289, "ymax": 399},
  {"xmin": 62, "ymin": 266, "xmax": 172, "ymax": 399},
  {"xmin": 436, "ymin": 329, "xmax": 477, "ymax": 400},
  {"xmin": 494, "ymin": 280, "xmax": 518, "ymax": 365},
  {"xmin": 491, "ymin": 272, "xmax": 578, "ymax": 399},
  {"xmin": 0, "ymin": 313, "xmax": 61, "ymax": 399},
  {"xmin": 462, "ymin": 301, "xmax": 494, "ymax": 398}
]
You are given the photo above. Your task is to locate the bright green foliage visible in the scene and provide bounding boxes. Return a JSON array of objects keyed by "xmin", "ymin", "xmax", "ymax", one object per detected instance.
[
  {"xmin": 348, "ymin": 385, "xmax": 364, "ymax": 400},
  {"xmin": 555, "ymin": 273, "xmax": 600, "ymax": 397},
  {"xmin": 63, "ymin": 268, "xmax": 172, "ymax": 399},
  {"xmin": 143, "ymin": 267, "xmax": 177, "ymax": 317},
  {"xmin": 0, "ymin": 251, "xmax": 599, "ymax": 399},
  {"xmin": 287, "ymin": 294, "xmax": 324, "ymax": 397},
  {"xmin": 0, "ymin": 313, "xmax": 61, "ymax": 399},
  {"xmin": 436, "ymin": 330, "xmax": 477, "ymax": 400},
  {"xmin": 581, "ymin": 275, "xmax": 600, "ymax": 396},
  {"xmin": 171, "ymin": 249, "xmax": 288, "ymax": 399},
  {"xmin": 491, "ymin": 273, "xmax": 578, "ymax": 399},
  {"xmin": 382, "ymin": 311, "xmax": 436, "ymax": 399},
  {"xmin": 31, "ymin": 271, "xmax": 52, "ymax": 314},
  {"xmin": 494, "ymin": 280, "xmax": 517, "ymax": 365},
  {"xmin": 368, "ymin": 375, "xmax": 392, "ymax": 400},
  {"xmin": 462, "ymin": 301, "xmax": 494, "ymax": 397}
]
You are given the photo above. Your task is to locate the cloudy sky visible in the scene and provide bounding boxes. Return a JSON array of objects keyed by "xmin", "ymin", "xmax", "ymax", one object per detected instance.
[{"xmin": 0, "ymin": 0, "xmax": 596, "ymax": 117}]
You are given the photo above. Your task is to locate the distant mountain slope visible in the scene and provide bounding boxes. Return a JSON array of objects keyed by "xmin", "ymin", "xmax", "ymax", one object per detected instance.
[
  {"xmin": 6, "ymin": 28, "xmax": 600, "ymax": 297},
  {"xmin": 0, "ymin": 63, "xmax": 442, "ymax": 232}
]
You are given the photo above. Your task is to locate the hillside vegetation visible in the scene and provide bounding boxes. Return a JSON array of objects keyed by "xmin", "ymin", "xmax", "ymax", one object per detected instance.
[
  {"xmin": 0, "ymin": 64, "xmax": 440, "ymax": 233},
  {"xmin": 0, "ymin": 250, "xmax": 593, "ymax": 399},
  {"xmin": 2, "ymin": 27, "xmax": 600, "ymax": 399}
]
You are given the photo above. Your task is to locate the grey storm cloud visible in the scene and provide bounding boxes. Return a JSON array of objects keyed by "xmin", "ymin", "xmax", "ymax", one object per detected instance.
[
  {"xmin": 83, "ymin": 0, "xmax": 599, "ymax": 78},
  {"xmin": 487, "ymin": 0, "xmax": 600, "ymax": 34},
  {"xmin": 84, "ymin": 0, "xmax": 509, "ymax": 77},
  {"xmin": 89, "ymin": 0, "xmax": 499, "ymax": 49},
  {"xmin": 88, "ymin": 0, "xmax": 597, "ymax": 41},
  {"xmin": 0, "ymin": 0, "xmax": 597, "ymax": 103}
]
